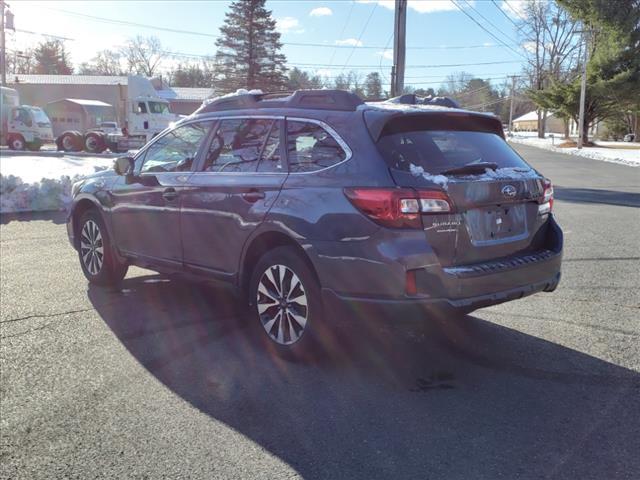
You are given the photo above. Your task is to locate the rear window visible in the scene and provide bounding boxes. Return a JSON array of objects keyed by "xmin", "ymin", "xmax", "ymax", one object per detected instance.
[{"xmin": 377, "ymin": 124, "xmax": 529, "ymax": 175}]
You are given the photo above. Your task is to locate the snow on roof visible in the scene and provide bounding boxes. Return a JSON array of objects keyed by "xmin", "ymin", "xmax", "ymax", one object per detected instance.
[
  {"xmin": 157, "ymin": 87, "xmax": 215, "ymax": 102},
  {"xmin": 64, "ymin": 98, "xmax": 113, "ymax": 107},
  {"xmin": 10, "ymin": 75, "xmax": 129, "ymax": 85},
  {"xmin": 513, "ymin": 110, "xmax": 557, "ymax": 123}
]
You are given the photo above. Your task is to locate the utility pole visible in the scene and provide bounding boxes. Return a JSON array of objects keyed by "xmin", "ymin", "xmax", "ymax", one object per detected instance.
[
  {"xmin": 508, "ymin": 75, "xmax": 517, "ymax": 135},
  {"xmin": 1, "ymin": 0, "xmax": 6, "ymax": 86},
  {"xmin": 577, "ymin": 29, "xmax": 589, "ymax": 149},
  {"xmin": 391, "ymin": 0, "xmax": 407, "ymax": 97}
]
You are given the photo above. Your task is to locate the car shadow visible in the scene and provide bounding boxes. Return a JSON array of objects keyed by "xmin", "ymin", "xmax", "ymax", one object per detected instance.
[
  {"xmin": 554, "ymin": 186, "xmax": 640, "ymax": 208},
  {"xmin": 87, "ymin": 274, "xmax": 640, "ymax": 480},
  {"xmin": 0, "ymin": 210, "xmax": 67, "ymax": 225}
]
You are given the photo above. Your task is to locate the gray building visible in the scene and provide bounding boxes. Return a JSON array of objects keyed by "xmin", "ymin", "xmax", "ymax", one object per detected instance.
[{"xmin": 8, "ymin": 75, "xmax": 213, "ymax": 124}]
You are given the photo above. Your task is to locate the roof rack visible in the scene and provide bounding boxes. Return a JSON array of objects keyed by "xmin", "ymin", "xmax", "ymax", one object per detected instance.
[
  {"xmin": 384, "ymin": 94, "xmax": 460, "ymax": 109},
  {"xmin": 197, "ymin": 89, "xmax": 364, "ymax": 114}
]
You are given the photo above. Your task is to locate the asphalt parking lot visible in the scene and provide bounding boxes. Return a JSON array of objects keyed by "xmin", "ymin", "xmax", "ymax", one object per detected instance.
[{"xmin": 1, "ymin": 144, "xmax": 639, "ymax": 479}]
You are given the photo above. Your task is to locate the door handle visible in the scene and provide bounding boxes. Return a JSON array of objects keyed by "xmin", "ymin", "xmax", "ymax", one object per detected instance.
[
  {"xmin": 241, "ymin": 190, "xmax": 266, "ymax": 203},
  {"xmin": 162, "ymin": 187, "xmax": 179, "ymax": 201}
]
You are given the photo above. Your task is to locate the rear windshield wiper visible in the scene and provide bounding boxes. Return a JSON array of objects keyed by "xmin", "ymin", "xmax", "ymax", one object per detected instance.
[{"xmin": 439, "ymin": 162, "xmax": 499, "ymax": 176}]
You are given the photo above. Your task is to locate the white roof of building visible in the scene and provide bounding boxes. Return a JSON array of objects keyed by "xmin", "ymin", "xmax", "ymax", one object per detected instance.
[
  {"xmin": 10, "ymin": 74, "xmax": 129, "ymax": 85},
  {"xmin": 513, "ymin": 110, "xmax": 557, "ymax": 123}
]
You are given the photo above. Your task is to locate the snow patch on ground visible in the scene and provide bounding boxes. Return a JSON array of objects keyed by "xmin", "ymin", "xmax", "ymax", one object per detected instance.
[
  {"xmin": 0, "ymin": 154, "xmax": 112, "ymax": 213},
  {"xmin": 508, "ymin": 134, "xmax": 640, "ymax": 167}
]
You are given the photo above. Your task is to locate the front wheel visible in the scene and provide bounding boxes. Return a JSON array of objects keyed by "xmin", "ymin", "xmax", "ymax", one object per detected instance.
[
  {"xmin": 249, "ymin": 246, "xmax": 324, "ymax": 358},
  {"xmin": 8, "ymin": 135, "xmax": 25, "ymax": 151},
  {"xmin": 78, "ymin": 210, "xmax": 128, "ymax": 286}
]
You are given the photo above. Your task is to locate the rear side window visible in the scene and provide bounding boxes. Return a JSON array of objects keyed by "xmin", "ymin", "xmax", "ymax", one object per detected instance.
[
  {"xmin": 203, "ymin": 118, "xmax": 273, "ymax": 173},
  {"xmin": 378, "ymin": 130, "xmax": 529, "ymax": 175},
  {"xmin": 286, "ymin": 121, "xmax": 346, "ymax": 173}
]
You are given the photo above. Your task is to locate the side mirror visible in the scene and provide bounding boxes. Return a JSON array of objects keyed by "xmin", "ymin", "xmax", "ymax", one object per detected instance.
[{"xmin": 114, "ymin": 156, "xmax": 134, "ymax": 176}]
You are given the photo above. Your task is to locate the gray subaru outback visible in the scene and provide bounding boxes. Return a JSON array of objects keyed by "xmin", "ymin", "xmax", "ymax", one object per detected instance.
[{"xmin": 67, "ymin": 90, "xmax": 562, "ymax": 356}]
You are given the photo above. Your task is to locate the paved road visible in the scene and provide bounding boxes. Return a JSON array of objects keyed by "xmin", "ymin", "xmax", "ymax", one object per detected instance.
[{"xmin": 1, "ymin": 144, "xmax": 639, "ymax": 479}]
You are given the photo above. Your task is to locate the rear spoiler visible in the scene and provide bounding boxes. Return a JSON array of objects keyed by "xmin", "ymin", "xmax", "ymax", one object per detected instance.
[{"xmin": 364, "ymin": 109, "xmax": 505, "ymax": 142}]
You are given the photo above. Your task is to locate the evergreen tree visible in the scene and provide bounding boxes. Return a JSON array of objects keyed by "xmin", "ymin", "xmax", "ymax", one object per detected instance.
[
  {"xmin": 287, "ymin": 67, "xmax": 324, "ymax": 91},
  {"xmin": 363, "ymin": 72, "xmax": 383, "ymax": 100},
  {"xmin": 214, "ymin": 0, "xmax": 288, "ymax": 93},
  {"xmin": 33, "ymin": 40, "xmax": 72, "ymax": 74}
]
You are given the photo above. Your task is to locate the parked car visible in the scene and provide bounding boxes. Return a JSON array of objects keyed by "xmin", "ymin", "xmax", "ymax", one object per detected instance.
[{"xmin": 67, "ymin": 90, "xmax": 563, "ymax": 357}]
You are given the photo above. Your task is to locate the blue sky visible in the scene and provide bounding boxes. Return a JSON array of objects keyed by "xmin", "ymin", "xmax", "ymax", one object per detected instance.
[{"xmin": 9, "ymin": 0, "xmax": 528, "ymax": 89}]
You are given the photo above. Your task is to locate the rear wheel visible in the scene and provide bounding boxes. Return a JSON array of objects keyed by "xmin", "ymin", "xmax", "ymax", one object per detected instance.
[
  {"xmin": 84, "ymin": 132, "xmax": 106, "ymax": 153},
  {"xmin": 77, "ymin": 210, "xmax": 128, "ymax": 286},
  {"xmin": 60, "ymin": 131, "xmax": 83, "ymax": 152},
  {"xmin": 8, "ymin": 135, "xmax": 25, "ymax": 151},
  {"xmin": 249, "ymin": 247, "xmax": 323, "ymax": 358}
]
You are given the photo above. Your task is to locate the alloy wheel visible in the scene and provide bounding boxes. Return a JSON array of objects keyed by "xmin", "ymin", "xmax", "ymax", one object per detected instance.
[
  {"xmin": 256, "ymin": 264, "xmax": 308, "ymax": 345},
  {"xmin": 80, "ymin": 220, "xmax": 104, "ymax": 275}
]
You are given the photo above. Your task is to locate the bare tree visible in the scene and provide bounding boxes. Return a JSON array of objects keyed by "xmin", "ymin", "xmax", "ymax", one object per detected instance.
[
  {"xmin": 79, "ymin": 50, "xmax": 124, "ymax": 75},
  {"xmin": 121, "ymin": 36, "xmax": 165, "ymax": 77},
  {"xmin": 518, "ymin": 1, "xmax": 581, "ymax": 137}
]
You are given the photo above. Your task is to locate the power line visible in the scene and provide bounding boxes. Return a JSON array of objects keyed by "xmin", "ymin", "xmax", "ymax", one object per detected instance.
[
  {"xmin": 502, "ymin": 1, "xmax": 526, "ymax": 21},
  {"xmin": 40, "ymin": 6, "xmax": 520, "ymax": 51},
  {"xmin": 339, "ymin": 2, "xmax": 378, "ymax": 73},
  {"xmin": 461, "ymin": 0, "xmax": 521, "ymax": 47},
  {"xmin": 450, "ymin": 0, "xmax": 527, "ymax": 61},
  {"xmin": 287, "ymin": 60, "xmax": 522, "ymax": 69},
  {"xmin": 14, "ymin": 28, "xmax": 75, "ymax": 41},
  {"xmin": 490, "ymin": 0, "xmax": 522, "ymax": 31},
  {"xmin": 327, "ymin": 0, "xmax": 355, "ymax": 68}
]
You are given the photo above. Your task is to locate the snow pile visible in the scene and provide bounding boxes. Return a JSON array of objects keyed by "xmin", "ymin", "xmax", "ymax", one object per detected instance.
[
  {"xmin": 409, "ymin": 163, "xmax": 537, "ymax": 190},
  {"xmin": 409, "ymin": 163, "xmax": 449, "ymax": 188},
  {"xmin": 0, "ymin": 174, "xmax": 79, "ymax": 213},
  {"xmin": 203, "ymin": 88, "xmax": 264, "ymax": 105},
  {"xmin": 0, "ymin": 154, "xmax": 112, "ymax": 213},
  {"xmin": 508, "ymin": 134, "xmax": 640, "ymax": 167}
]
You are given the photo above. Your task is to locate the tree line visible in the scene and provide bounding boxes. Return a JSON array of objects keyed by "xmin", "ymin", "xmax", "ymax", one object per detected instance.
[{"xmin": 8, "ymin": 0, "xmax": 638, "ymax": 140}]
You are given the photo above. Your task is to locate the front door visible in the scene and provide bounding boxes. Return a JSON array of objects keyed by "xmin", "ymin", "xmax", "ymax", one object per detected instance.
[
  {"xmin": 110, "ymin": 121, "xmax": 211, "ymax": 267},
  {"xmin": 181, "ymin": 117, "xmax": 287, "ymax": 282}
]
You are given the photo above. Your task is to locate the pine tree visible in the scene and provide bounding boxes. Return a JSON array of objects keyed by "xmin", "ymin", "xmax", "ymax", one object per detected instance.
[
  {"xmin": 33, "ymin": 40, "xmax": 73, "ymax": 74},
  {"xmin": 364, "ymin": 72, "xmax": 383, "ymax": 100},
  {"xmin": 214, "ymin": 0, "xmax": 288, "ymax": 93}
]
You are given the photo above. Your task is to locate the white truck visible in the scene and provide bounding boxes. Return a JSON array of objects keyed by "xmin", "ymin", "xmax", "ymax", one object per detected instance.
[
  {"xmin": 1, "ymin": 86, "xmax": 54, "ymax": 151},
  {"xmin": 55, "ymin": 76, "xmax": 177, "ymax": 154}
]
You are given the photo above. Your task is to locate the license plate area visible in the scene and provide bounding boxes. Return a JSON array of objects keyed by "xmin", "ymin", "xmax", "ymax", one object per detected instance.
[{"xmin": 464, "ymin": 204, "xmax": 528, "ymax": 245}]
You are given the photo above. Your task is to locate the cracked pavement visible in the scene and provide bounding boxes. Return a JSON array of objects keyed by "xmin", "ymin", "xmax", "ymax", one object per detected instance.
[{"xmin": 1, "ymin": 144, "xmax": 639, "ymax": 479}]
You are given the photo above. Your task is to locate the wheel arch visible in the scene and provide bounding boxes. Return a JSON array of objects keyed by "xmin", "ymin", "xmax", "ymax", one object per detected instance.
[
  {"xmin": 71, "ymin": 198, "xmax": 106, "ymax": 249},
  {"xmin": 240, "ymin": 230, "xmax": 320, "ymax": 301}
]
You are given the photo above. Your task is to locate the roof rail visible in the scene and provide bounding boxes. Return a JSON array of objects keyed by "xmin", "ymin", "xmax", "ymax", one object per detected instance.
[
  {"xmin": 384, "ymin": 94, "xmax": 460, "ymax": 109},
  {"xmin": 197, "ymin": 89, "xmax": 364, "ymax": 114}
]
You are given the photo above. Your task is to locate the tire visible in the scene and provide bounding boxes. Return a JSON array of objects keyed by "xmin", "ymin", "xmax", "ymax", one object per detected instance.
[
  {"xmin": 8, "ymin": 135, "xmax": 25, "ymax": 151},
  {"xmin": 77, "ymin": 210, "xmax": 128, "ymax": 286},
  {"xmin": 84, "ymin": 132, "xmax": 106, "ymax": 153},
  {"xmin": 249, "ymin": 246, "xmax": 324, "ymax": 358},
  {"xmin": 26, "ymin": 140, "xmax": 42, "ymax": 152},
  {"xmin": 60, "ymin": 131, "xmax": 83, "ymax": 152}
]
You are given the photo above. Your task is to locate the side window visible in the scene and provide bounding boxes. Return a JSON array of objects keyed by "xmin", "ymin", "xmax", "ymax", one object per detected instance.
[
  {"xmin": 137, "ymin": 102, "xmax": 148, "ymax": 114},
  {"xmin": 140, "ymin": 122, "xmax": 210, "ymax": 174},
  {"xmin": 257, "ymin": 120, "xmax": 283, "ymax": 172},
  {"xmin": 286, "ymin": 121, "xmax": 346, "ymax": 173},
  {"xmin": 203, "ymin": 118, "xmax": 273, "ymax": 173}
]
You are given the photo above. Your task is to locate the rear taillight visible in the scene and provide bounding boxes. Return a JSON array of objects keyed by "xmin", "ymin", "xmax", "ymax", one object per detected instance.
[
  {"xmin": 344, "ymin": 188, "xmax": 452, "ymax": 229},
  {"xmin": 538, "ymin": 178, "xmax": 554, "ymax": 215}
]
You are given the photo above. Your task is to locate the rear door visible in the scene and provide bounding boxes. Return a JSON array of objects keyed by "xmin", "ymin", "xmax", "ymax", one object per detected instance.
[
  {"xmin": 180, "ymin": 117, "xmax": 287, "ymax": 281},
  {"xmin": 375, "ymin": 114, "xmax": 548, "ymax": 266}
]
